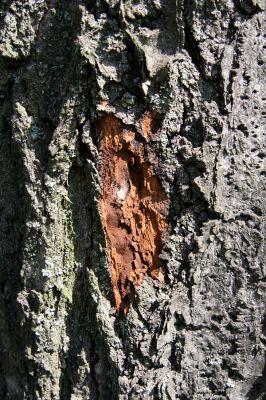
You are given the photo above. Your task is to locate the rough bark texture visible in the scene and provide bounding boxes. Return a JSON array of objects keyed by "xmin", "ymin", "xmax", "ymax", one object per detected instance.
[{"xmin": 0, "ymin": 1, "xmax": 265, "ymax": 399}]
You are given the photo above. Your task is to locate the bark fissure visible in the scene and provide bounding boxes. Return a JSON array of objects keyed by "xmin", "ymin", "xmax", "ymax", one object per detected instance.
[{"xmin": 0, "ymin": 1, "xmax": 265, "ymax": 399}]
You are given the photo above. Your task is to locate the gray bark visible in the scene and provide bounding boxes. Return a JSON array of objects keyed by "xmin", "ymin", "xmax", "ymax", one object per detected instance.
[{"xmin": 0, "ymin": 0, "xmax": 265, "ymax": 399}]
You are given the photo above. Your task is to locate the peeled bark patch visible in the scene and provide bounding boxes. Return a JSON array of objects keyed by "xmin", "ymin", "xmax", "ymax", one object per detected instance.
[{"xmin": 98, "ymin": 113, "xmax": 169, "ymax": 313}]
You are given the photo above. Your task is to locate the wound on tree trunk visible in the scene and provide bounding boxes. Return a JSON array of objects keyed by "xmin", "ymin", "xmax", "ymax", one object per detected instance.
[{"xmin": 98, "ymin": 113, "xmax": 169, "ymax": 313}]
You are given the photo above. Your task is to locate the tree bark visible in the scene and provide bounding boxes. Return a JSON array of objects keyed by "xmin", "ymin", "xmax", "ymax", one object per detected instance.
[{"xmin": 0, "ymin": 1, "xmax": 265, "ymax": 399}]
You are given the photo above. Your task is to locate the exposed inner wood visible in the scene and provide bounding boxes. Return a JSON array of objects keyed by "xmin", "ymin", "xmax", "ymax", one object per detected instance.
[{"xmin": 98, "ymin": 113, "xmax": 169, "ymax": 313}]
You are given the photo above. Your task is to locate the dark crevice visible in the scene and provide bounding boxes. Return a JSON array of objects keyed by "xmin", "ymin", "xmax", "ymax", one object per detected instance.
[
  {"xmin": 83, "ymin": 0, "xmax": 109, "ymax": 19},
  {"xmin": 211, "ymin": 134, "xmax": 223, "ymax": 209},
  {"xmin": 233, "ymin": 0, "xmax": 264, "ymax": 16},
  {"xmin": 39, "ymin": 116, "xmax": 56, "ymax": 173},
  {"xmin": 89, "ymin": 338, "xmax": 100, "ymax": 400},
  {"xmin": 118, "ymin": 23, "xmax": 150, "ymax": 83},
  {"xmin": 246, "ymin": 352, "xmax": 266, "ymax": 400},
  {"xmin": 0, "ymin": 77, "xmax": 30, "ymax": 398},
  {"xmin": 34, "ymin": 0, "xmax": 56, "ymax": 52},
  {"xmin": 124, "ymin": 38, "xmax": 148, "ymax": 97},
  {"xmin": 227, "ymin": 14, "xmax": 238, "ymax": 44},
  {"xmin": 60, "ymin": 154, "xmax": 116, "ymax": 399},
  {"xmin": 183, "ymin": 5, "xmax": 230, "ymax": 115},
  {"xmin": 183, "ymin": 17, "xmax": 205, "ymax": 79}
]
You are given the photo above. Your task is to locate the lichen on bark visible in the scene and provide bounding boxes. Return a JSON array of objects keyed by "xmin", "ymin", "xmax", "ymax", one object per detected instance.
[{"xmin": 0, "ymin": 0, "xmax": 265, "ymax": 399}]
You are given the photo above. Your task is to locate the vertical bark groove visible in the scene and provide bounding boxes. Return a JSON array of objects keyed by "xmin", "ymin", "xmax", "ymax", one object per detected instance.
[{"xmin": 0, "ymin": 0, "xmax": 265, "ymax": 399}]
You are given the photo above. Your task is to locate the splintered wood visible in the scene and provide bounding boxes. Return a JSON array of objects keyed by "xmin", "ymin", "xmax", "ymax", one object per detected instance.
[{"xmin": 98, "ymin": 113, "xmax": 169, "ymax": 313}]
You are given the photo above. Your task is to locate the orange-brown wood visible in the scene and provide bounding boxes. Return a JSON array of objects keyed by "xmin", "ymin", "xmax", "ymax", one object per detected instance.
[{"xmin": 98, "ymin": 113, "xmax": 169, "ymax": 313}]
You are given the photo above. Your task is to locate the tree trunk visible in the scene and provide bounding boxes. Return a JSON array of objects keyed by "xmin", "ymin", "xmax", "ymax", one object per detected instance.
[{"xmin": 0, "ymin": 1, "xmax": 265, "ymax": 399}]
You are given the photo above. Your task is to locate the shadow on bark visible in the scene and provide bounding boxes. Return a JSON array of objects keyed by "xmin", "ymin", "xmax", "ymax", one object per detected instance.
[
  {"xmin": 246, "ymin": 315, "xmax": 266, "ymax": 399},
  {"xmin": 59, "ymin": 163, "xmax": 116, "ymax": 400},
  {"xmin": 0, "ymin": 92, "xmax": 29, "ymax": 398}
]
